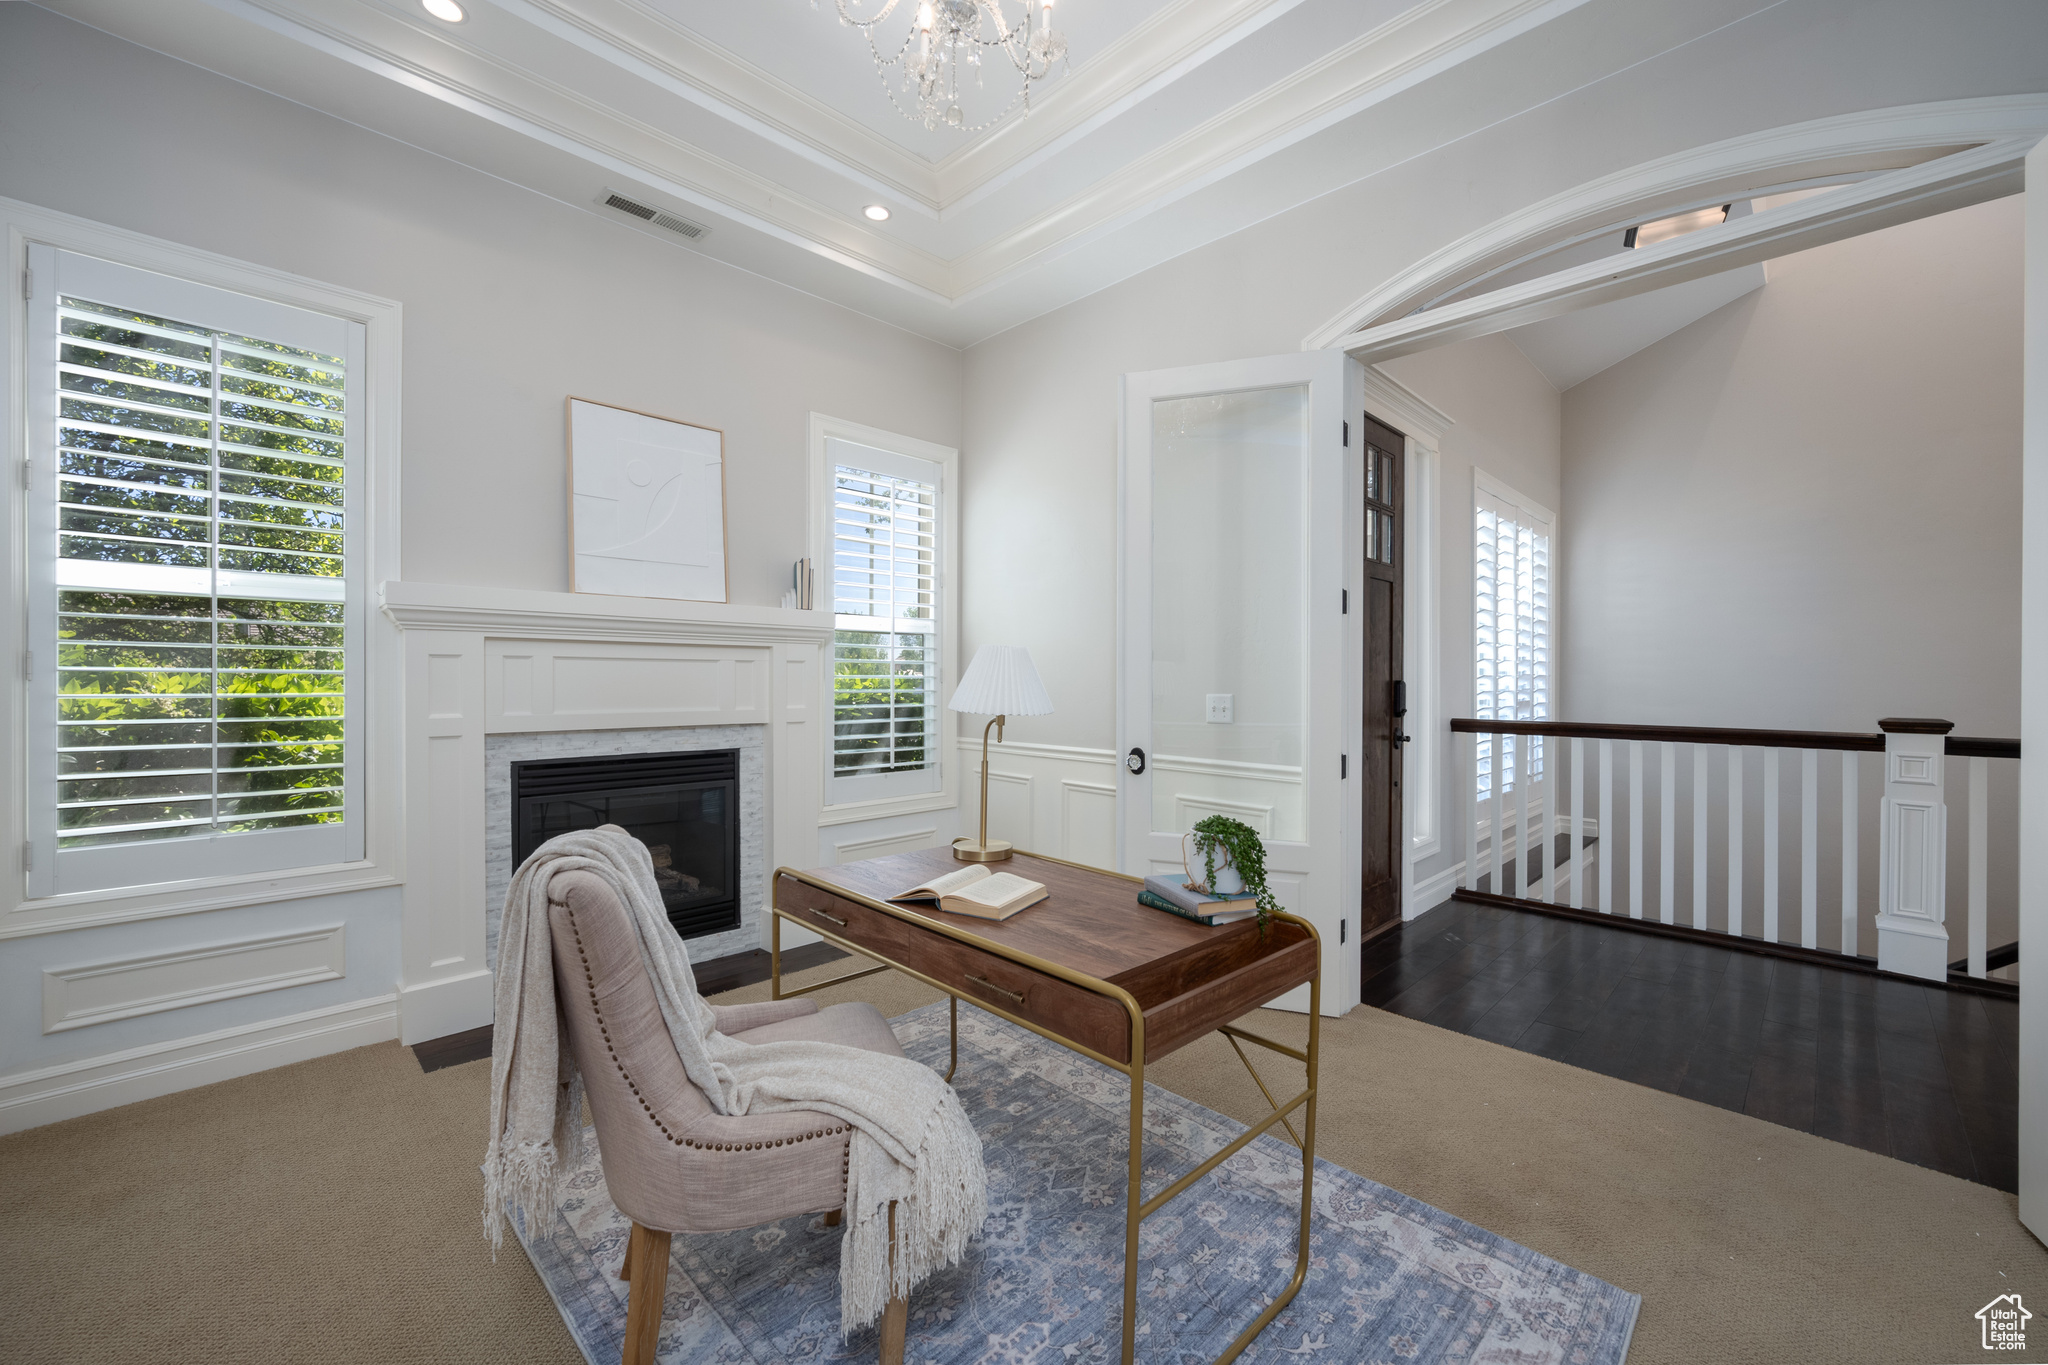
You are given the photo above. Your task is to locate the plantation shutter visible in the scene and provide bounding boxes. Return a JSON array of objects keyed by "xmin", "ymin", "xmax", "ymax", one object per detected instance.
[
  {"xmin": 1473, "ymin": 476, "xmax": 1552, "ymax": 802},
  {"xmin": 825, "ymin": 437, "xmax": 942, "ymax": 801},
  {"xmin": 25, "ymin": 246, "xmax": 364, "ymax": 897}
]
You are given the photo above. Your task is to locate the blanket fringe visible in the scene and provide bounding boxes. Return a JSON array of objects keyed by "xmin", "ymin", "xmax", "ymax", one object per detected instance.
[
  {"xmin": 481, "ymin": 1136, "xmax": 560, "ymax": 1261},
  {"xmin": 839, "ymin": 1089, "xmax": 989, "ymax": 1337}
]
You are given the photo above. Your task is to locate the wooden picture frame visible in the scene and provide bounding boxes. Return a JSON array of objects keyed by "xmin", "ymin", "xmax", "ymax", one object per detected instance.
[{"xmin": 566, "ymin": 396, "xmax": 728, "ymax": 603}]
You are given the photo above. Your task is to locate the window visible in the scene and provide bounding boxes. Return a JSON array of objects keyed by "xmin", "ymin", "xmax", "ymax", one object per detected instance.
[
  {"xmin": 25, "ymin": 245, "xmax": 365, "ymax": 897},
  {"xmin": 810, "ymin": 416, "xmax": 957, "ymax": 812},
  {"xmin": 829, "ymin": 441, "xmax": 940, "ymax": 799},
  {"xmin": 1473, "ymin": 473, "xmax": 1552, "ymax": 802}
]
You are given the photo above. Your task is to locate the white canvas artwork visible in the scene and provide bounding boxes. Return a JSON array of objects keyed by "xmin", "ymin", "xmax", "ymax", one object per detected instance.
[{"xmin": 568, "ymin": 397, "xmax": 727, "ymax": 602}]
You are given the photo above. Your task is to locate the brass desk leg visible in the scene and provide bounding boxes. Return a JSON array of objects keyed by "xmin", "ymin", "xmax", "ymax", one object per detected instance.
[
  {"xmin": 1121, "ymin": 973, "xmax": 1321, "ymax": 1365},
  {"xmin": 1122, "ymin": 1032, "xmax": 1145, "ymax": 1365}
]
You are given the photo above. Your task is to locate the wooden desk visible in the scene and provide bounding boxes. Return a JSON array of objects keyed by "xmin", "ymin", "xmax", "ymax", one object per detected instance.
[{"xmin": 772, "ymin": 847, "xmax": 1320, "ymax": 1365}]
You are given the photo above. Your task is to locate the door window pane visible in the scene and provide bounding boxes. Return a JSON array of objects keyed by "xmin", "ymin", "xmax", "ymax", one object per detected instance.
[{"xmin": 1150, "ymin": 386, "xmax": 1308, "ymax": 844}]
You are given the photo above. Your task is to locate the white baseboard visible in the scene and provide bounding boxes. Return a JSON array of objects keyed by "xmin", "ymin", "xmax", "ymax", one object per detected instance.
[
  {"xmin": 1406, "ymin": 825, "xmax": 1602, "ymax": 921},
  {"xmin": 0, "ymin": 992, "xmax": 398, "ymax": 1135},
  {"xmin": 398, "ymin": 968, "xmax": 493, "ymax": 1045}
]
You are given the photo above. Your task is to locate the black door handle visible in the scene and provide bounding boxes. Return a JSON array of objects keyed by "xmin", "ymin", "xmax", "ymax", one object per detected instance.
[{"xmin": 1126, "ymin": 747, "xmax": 1147, "ymax": 775}]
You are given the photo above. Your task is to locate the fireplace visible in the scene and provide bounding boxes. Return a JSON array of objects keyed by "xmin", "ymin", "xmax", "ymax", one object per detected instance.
[{"xmin": 510, "ymin": 749, "xmax": 742, "ymax": 940}]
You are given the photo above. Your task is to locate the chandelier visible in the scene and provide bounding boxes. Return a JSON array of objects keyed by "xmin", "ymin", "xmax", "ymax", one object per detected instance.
[{"xmin": 821, "ymin": 0, "xmax": 1069, "ymax": 133}]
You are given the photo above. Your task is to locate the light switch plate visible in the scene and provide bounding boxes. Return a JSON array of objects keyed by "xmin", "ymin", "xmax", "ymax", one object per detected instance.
[{"xmin": 1206, "ymin": 693, "xmax": 1233, "ymax": 724}]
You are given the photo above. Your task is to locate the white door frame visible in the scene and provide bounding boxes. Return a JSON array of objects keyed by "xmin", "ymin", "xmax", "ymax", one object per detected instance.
[{"xmin": 1116, "ymin": 350, "xmax": 1361, "ymax": 1015}]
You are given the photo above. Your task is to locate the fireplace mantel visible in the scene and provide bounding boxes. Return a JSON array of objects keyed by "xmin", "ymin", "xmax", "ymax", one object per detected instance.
[
  {"xmin": 378, "ymin": 580, "xmax": 833, "ymax": 1044},
  {"xmin": 380, "ymin": 579, "xmax": 834, "ymax": 645}
]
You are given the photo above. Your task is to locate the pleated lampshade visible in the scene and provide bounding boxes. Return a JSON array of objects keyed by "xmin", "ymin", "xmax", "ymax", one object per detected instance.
[{"xmin": 947, "ymin": 645, "xmax": 1054, "ymax": 717}]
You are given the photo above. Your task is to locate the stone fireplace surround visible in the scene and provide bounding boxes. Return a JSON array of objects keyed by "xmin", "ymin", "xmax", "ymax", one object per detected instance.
[
  {"xmin": 381, "ymin": 581, "xmax": 833, "ymax": 1046},
  {"xmin": 483, "ymin": 724, "xmax": 766, "ymax": 970}
]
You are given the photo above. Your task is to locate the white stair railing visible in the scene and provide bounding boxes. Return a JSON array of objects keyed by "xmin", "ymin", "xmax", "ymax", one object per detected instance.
[{"xmin": 1448, "ymin": 717, "xmax": 2019, "ymax": 985}]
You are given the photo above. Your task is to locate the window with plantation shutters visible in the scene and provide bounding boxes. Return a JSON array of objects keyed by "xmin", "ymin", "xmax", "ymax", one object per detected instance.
[
  {"xmin": 825, "ymin": 436, "xmax": 942, "ymax": 802},
  {"xmin": 1473, "ymin": 473, "xmax": 1552, "ymax": 803},
  {"xmin": 25, "ymin": 246, "xmax": 364, "ymax": 897}
]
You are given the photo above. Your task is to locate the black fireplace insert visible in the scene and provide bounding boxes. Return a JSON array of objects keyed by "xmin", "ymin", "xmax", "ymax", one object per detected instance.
[{"xmin": 511, "ymin": 749, "xmax": 741, "ymax": 940}]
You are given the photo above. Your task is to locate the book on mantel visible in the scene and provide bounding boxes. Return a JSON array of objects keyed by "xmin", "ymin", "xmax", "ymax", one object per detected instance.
[{"xmin": 1139, "ymin": 874, "xmax": 1259, "ymax": 926}]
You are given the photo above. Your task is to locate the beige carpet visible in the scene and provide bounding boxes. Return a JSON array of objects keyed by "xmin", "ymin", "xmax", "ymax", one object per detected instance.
[{"xmin": 3, "ymin": 955, "xmax": 2043, "ymax": 1364}]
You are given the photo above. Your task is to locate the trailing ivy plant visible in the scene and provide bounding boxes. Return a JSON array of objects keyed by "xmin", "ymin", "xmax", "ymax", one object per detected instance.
[{"xmin": 1189, "ymin": 814, "xmax": 1282, "ymax": 935}]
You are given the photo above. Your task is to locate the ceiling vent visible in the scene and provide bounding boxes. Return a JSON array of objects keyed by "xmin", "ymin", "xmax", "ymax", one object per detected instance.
[{"xmin": 600, "ymin": 190, "xmax": 708, "ymax": 241}]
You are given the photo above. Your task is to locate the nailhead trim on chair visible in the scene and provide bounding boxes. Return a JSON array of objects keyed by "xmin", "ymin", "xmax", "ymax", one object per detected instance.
[{"xmin": 556, "ymin": 898, "xmax": 853, "ymax": 1152}]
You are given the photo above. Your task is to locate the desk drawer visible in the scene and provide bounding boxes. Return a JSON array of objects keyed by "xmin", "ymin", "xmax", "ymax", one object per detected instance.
[
  {"xmin": 778, "ymin": 879, "xmax": 910, "ymax": 959},
  {"xmin": 915, "ymin": 934, "xmax": 1135, "ymax": 1064}
]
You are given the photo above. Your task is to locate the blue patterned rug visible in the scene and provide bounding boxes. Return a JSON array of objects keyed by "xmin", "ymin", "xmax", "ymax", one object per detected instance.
[{"xmin": 516, "ymin": 1002, "xmax": 1639, "ymax": 1364}]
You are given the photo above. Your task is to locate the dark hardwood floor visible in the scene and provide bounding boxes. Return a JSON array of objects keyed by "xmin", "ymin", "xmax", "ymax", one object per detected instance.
[{"xmin": 1364, "ymin": 897, "xmax": 2020, "ymax": 1191}]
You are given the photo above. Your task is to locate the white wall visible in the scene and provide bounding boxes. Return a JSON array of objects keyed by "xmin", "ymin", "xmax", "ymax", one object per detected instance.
[
  {"xmin": 0, "ymin": 8, "xmax": 963, "ymax": 1128},
  {"xmin": 1555, "ymin": 195, "xmax": 2024, "ymax": 956},
  {"xmin": 1560, "ymin": 196, "xmax": 2024, "ymax": 734}
]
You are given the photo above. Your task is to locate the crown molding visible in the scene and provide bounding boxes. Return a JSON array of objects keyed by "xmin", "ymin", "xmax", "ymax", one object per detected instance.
[
  {"xmin": 193, "ymin": 0, "xmax": 958, "ymax": 296},
  {"xmin": 947, "ymin": 0, "xmax": 1585, "ymax": 289},
  {"xmin": 930, "ymin": 0, "xmax": 1312, "ymax": 211},
  {"xmin": 504, "ymin": 0, "xmax": 945, "ymax": 212}
]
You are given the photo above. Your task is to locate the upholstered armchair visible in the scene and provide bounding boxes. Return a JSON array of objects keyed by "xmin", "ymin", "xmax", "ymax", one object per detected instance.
[{"xmin": 546, "ymin": 868, "xmax": 912, "ymax": 1365}]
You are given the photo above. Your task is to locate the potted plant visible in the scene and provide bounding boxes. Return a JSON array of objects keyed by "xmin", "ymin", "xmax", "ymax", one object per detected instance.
[{"xmin": 1185, "ymin": 814, "xmax": 1283, "ymax": 933}]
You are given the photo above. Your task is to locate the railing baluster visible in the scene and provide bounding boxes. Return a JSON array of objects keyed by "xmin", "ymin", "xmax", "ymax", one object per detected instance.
[
  {"xmin": 1764, "ymin": 748, "xmax": 1780, "ymax": 943},
  {"xmin": 1841, "ymin": 752, "xmax": 1858, "ymax": 957},
  {"xmin": 1659, "ymin": 741, "xmax": 1676, "ymax": 924},
  {"xmin": 1969, "ymin": 755, "xmax": 1989, "ymax": 978},
  {"xmin": 1489, "ymin": 731, "xmax": 1504, "ymax": 898},
  {"xmin": 1465, "ymin": 730, "xmax": 1480, "ymax": 893},
  {"xmin": 1728, "ymin": 748, "xmax": 1743, "ymax": 937},
  {"xmin": 1628, "ymin": 741, "xmax": 1644, "ymax": 919},
  {"xmin": 1570, "ymin": 737, "xmax": 1585, "ymax": 909},
  {"xmin": 1517, "ymin": 736, "xmax": 1532, "ymax": 900},
  {"xmin": 1541, "ymin": 734, "xmax": 1557, "ymax": 903},
  {"xmin": 1801, "ymin": 749, "xmax": 1819, "ymax": 950},
  {"xmin": 1599, "ymin": 738, "xmax": 1614, "ymax": 914},
  {"xmin": 1692, "ymin": 744, "xmax": 1708, "ymax": 929}
]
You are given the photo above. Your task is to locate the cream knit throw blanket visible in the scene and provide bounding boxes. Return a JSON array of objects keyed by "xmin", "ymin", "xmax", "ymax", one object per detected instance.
[{"xmin": 482, "ymin": 825, "xmax": 987, "ymax": 1336}]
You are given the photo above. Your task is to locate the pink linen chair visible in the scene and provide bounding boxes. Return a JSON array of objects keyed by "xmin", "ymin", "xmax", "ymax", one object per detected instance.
[{"xmin": 546, "ymin": 868, "xmax": 912, "ymax": 1365}]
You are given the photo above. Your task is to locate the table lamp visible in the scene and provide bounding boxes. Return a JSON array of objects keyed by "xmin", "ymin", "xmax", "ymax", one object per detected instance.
[{"xmin": 948, "ymin": 644, "xmax": 1054, "ymax": 861}]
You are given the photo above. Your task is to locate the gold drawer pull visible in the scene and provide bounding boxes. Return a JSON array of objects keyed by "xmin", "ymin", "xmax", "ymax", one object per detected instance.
[
  {"xmin": 965, "ymin": 974, "xmax": 1024, "ymax": 1005},
  {"xmin": 808, "ymin": 907, "xmax": 848, "ymax": 927}
]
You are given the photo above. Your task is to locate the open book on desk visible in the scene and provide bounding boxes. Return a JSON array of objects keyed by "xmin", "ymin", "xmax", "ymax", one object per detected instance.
[{"xmin": 891, "ymin": 864, "xmax": 1048, "ymax": 921}]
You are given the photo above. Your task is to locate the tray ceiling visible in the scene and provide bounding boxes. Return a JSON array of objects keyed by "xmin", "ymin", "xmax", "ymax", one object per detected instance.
[{"xmin": 35, "ymin": 0, "xmax": 1771, "ymax": 345}]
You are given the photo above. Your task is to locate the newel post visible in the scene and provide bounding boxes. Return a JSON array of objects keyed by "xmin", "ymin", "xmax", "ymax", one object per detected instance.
[{"xmin": 1875, "ymin": 717, "xmax": 1953, "ymax": 981}]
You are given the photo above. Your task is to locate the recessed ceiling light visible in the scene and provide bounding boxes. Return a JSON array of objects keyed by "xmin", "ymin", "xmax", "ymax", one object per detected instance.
[
  {"xmin": 421, "ymin": 0, "xmax": 466, "ymax": 22},
  {"xmin": 863, "ymin": 205, "xmax": 892, "ymax": 222}
]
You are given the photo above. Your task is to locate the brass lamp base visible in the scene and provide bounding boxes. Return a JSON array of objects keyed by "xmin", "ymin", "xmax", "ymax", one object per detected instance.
[{"xmin": 952, "ymin": 837, "xmax": 1013, "ymax": 863}]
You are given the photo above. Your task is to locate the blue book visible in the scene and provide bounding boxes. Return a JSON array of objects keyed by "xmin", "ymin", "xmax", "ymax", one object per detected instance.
[{"xmin": 1143, "ymin": 874, "xmax": 1257, "ymax": 916}]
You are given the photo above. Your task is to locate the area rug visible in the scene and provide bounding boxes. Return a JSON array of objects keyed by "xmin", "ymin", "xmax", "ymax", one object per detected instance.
[{"xmin": 515, "ymin": 1002, "xmax": 1640, "ymax": 1364}]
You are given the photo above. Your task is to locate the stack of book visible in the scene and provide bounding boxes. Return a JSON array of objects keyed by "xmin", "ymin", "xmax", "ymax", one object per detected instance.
[{"xmin": 1138, "ymin": 875, "xmax": 1259, "ymax": 926}]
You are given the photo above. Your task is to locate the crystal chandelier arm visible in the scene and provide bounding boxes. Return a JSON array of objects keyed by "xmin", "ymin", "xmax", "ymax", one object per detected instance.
[{"xmin": 832, "ymin": 0, "xmax": 905, "ymax": 33}]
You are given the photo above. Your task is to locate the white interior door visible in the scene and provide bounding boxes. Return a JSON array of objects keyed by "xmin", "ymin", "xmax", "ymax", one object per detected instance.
[{"xmin": 1117, "ymin": 351, "xmax": 1359, "ymax": 1014}]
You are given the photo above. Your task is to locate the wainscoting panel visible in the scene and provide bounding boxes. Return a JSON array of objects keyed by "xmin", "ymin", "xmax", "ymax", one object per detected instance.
[
  {"xmin": 42, "ymin": 925, "xmax": 346, "ymax": 1034},
  {"xmin": 833, "ymin": 827, "xmax": 942, "ymax": 863},
  {"xmin": 957, "ymin": 740, "xmax": 1117, "ymax": 867},
  {"xmin": 484, "ymin": 639, "xmax": 769, "ymax": 733},
  {"xmin": 1060, "ymin": 781, "xmax": 1117, "ymax": 870}
]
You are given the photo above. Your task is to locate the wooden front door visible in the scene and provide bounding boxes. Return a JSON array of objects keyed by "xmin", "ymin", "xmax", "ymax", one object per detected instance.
[{"xmin": 1358, "ymin": 414, "xmax": 1405, "ymax": 942}]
